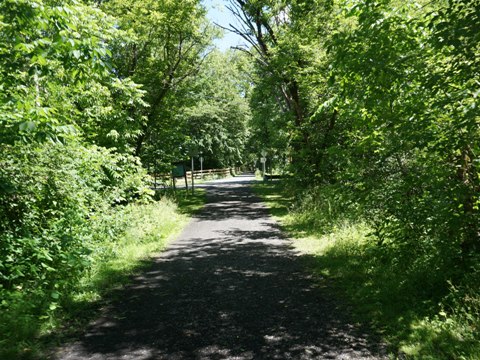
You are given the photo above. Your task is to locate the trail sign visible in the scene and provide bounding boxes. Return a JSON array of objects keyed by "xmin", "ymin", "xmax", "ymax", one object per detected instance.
[
  {"xmin": 172, "ymin": 164, "xmax": 186, "ymax": 177},
  {"xmin": 172, "ymin": 163, "xmax": 188, "ymax": 191}
]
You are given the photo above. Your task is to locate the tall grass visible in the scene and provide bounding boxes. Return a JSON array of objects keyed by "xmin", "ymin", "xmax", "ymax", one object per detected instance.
[
  {"xmin": 254, "ymin": 181, "xmax": 480, "ymax": 360},
  {"xmin": 70, "ymin": 198, "xmax": 188, "ymax": 307}
]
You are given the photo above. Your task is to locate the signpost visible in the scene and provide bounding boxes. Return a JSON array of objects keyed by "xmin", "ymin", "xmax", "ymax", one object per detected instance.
[
  {"xmin": 189, "ymin": 146, "xmax": 199, "ymax": 195},
  {"xmin": 191, "ymin": 156, "xmax": 195, "ymax": 194},
  {"xmin": 260, "ymin": 150, "xmax": 267, "ymax": 181}
]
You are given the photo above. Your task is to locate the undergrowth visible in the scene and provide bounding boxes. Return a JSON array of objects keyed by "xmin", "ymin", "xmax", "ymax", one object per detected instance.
[
  {"xmin": 0, "ymin": 190, "xmax": 205, "ymax": 360},
  {"xmin": 254, "ymin": 181, "xmax": 480, "ymax": 360}
]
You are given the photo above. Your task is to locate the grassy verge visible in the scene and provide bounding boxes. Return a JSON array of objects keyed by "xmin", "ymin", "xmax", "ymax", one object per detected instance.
[
  {"xmin": 2, "ymin": 192, "xmax": 206, "ymax": 360},
  {"xmin": 253, "ymin": 181, "xmax": 480, "ymax": 360},
  {"xmin": 173, "ymin": 188, "xmax": 207, "ymax": 216}
]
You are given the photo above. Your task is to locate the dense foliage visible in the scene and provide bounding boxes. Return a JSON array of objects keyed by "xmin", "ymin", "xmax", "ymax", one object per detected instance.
[
  {"xmin": 0, "ymin": 1, "xmax": 149, "ymax": 355},
  {"xmin": 230, "ymin": 0, "xmax": 479, "ymax": 357},
  {"xmin": 0, "ymin": 0, "xmax": 146, "ymax": 147},
  {"xmin": 0, "ymin": 0, "xmax": 245, "ymax": 357},
  {"xmin": 100, "ymin": 0, "xmax": 213, "ymax": 159}
]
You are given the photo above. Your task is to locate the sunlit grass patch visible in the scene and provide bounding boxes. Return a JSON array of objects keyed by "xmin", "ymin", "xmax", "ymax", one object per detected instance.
[
  {"xmin": 175, "ymin": 188, "xmax": 207, "ymax": 215},
  {"xmin": 77, "ymin": 198, "xmax": 187, "ymax": 299}
]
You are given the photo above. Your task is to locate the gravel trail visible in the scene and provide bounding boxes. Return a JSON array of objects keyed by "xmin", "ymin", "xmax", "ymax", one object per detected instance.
[{"xmin": 56, "ymin": 174, "xmax": 386, "ymax": 360}]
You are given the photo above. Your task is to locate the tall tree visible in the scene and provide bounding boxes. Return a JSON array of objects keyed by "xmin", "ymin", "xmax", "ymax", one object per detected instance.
[
  {"xmin": 101, "ymin": 0, "xmax": 214, "ymax": 157},
  {"xmin": 0, "ymin": 2, "xmax": 151, "ymax": 349},
  {"xmin": 225, "ymin": 0, "xmax": 336, "ymax": 181},
  {"xmin": 180, "ymin": 50, "xmax": 252, "ymax": 168}
]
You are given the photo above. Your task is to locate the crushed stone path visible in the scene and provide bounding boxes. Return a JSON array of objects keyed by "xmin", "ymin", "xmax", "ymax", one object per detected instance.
[{"xmin": 56, "ymin": 174, "xmax": 386, "ymax": 360}]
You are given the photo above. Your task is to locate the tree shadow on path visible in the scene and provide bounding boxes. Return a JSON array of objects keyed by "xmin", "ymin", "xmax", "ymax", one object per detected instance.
[{"xmin": 56, "ymin": 175, "xmax": 386, "ymax": 360}]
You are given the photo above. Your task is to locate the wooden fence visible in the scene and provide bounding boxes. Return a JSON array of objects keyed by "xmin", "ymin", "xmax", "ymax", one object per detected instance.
[
  {"xmin": 150, "ymin": 167, "xmax": 241, "ymax": 189},
  {"xmin": 186, "ymin": 167, "xmax": 232, "ymax": 179}
]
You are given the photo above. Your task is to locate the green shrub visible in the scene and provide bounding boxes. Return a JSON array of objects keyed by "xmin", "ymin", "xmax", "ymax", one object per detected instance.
[
  {"xmin": 0, "ymin": 141, "xmax": 151, "ymax": 356},
  {"xmin": 79, "ymin": 199, "xmax": 186, "ymax": 295}
]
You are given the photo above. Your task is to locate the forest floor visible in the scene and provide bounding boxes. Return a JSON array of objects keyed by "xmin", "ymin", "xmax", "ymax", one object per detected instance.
[{"xmin": 54, "ymin": 174, "xmax": 386, "ymax": 359}]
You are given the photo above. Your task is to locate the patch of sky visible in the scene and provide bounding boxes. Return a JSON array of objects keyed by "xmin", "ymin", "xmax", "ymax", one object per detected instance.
[{"xmin": 202, "ymin": 0, "xmax": 245, "ymax": 52}]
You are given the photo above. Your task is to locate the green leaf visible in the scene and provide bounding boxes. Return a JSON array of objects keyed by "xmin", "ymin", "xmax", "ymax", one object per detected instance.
[
  {"xmin": 19, "ymin": 121, "xmax": 36, "ymax": 132},
  {"xmin": 73, "ymin": 50, "xmax": 81, "ymax": 59}
]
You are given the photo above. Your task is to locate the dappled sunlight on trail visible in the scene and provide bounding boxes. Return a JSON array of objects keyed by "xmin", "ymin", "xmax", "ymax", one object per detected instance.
[{"xmin": 56, "ymin": 175, "xmax": 385, "ymax": 360}]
